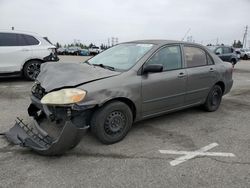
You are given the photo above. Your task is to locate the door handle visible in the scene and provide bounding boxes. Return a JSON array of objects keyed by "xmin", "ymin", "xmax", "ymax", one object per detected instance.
[
  {"xmin": 209, "ymin": 68, "xmax": 215, "ymax": 72},
  {"xmin": 178, "ymin": 72, "xmax": 186, "ymax": 78}
]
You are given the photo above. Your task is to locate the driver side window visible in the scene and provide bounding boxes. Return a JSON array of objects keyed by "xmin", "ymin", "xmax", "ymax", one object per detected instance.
[
  {"xmin": 215, "ymin": 47, "xmax": 223, "ymax": 54},
  {"xmin": 146, "ymin": 45, "xmax": 182, "ymax": 71}
]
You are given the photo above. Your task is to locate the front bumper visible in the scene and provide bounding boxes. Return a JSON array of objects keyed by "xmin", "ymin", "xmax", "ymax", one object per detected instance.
[
  {"xmin": 5, "ymin": 96, "xmax": 91, "ymax": 155},
  {"xmin": 43, "ymin": 53, "xmax": 59, "ymax": 62}
]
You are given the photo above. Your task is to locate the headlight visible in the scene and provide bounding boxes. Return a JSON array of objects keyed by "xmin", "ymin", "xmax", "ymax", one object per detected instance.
[{"xmin": 41, "ymin": 88, "xmax": 86, "ymax": 105}]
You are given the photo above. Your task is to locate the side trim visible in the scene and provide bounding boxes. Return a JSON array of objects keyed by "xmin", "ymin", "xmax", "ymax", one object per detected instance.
[
  {"xmin": 143, "ymin": 92, "xmax": 186, "ymax": 104},
  {"xmin": 142, "ymin": 101, "xmax": 202, "ymax": 119}
]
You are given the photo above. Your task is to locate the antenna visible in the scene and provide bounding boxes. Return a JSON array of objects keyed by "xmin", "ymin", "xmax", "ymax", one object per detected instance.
[{"xmin": 181, "ymin": 28, "xmax": 191, "ymax": 41}]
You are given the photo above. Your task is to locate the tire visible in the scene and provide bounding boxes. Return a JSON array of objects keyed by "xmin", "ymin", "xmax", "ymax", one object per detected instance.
[
  {"xmin": 231, "ymin": 58, "xmax": 237, "ymax": 65},
  {"xmin": 23, "ymin": 60, "xmax": 42, "ymax": 81},
  {"xmin": 243, "ymin": 55, "xmax": 248, "ymax": 60},
  {"xmin": 91, "ymin": 101, "xmax": 133, "ymax": 144},
  {"xmin": 203, "ymin": 85, "xmax": 223, "ymax": 112}
]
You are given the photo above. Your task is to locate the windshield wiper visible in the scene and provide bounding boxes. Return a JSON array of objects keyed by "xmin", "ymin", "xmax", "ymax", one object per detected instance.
[{"xmin": 92, "ymin": 64, "xmax": 115, "ymax": 71}]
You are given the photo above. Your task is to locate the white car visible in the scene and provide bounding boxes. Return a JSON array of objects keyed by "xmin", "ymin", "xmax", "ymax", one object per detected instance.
[
  {"xmin": 89, "ymin": 46, "xmax": 102, "ymax": 55},
  {"xmin": 0, "ymin": 31, "xmax": 59, "ymax": 80},
  {"xmin": 240, "ymin": 49, "xmax": 250, "ymax": 60}
]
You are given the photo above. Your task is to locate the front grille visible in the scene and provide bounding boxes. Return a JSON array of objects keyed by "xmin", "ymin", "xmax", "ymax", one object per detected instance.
[{"xmin": 31, "ymin": 82, "xmax": 46, "ymax": 100}]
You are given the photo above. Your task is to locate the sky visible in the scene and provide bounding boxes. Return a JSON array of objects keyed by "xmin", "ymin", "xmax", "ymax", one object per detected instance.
[{"xmin": 0, "ymin": 0, "xmax": 249, "ymax": 47}]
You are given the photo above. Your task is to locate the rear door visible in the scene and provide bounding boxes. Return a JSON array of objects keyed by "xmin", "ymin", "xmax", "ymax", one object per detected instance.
[
  {"xmin": 222, "ymin": 47, "xmax": 234, "ymax": 62},
  {"xmin": 183, "ymin": 45, "xmax": 217, "ymax": 105},
  {"xmin": 0, "ymin": 33, "xmax": 32, "ymax": 73},
  {"xmin": 141, "ymin": 45, "xmax": 187, "ymax": 118}
]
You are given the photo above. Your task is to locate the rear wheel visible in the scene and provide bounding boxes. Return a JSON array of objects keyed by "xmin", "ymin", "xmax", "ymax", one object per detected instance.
[
  {"xmin": 91, "ymin": 101, "xmax": 133, "ymax": 144},
  {"xmin": 23, "ymin": 60, "xmax": 42, "ymax": 81},
  {"xmin": 203, "ymin": 85, "xmax": 223, "ymax": 112}
]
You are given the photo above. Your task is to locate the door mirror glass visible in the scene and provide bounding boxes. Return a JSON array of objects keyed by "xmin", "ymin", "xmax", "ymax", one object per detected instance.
[{"xmin": 143, "ymin": 64, "xmax": 163, "ymax": 74}]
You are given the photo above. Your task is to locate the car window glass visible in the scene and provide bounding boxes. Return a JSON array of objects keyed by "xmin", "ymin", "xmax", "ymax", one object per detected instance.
[
  {"xmin": 146, "ymin": 46, "xmax": 182, "ymax": 71},
  {"xmin": 184, "ymin": 46, "xmax": 207, "ymax": 68},
  {"xmin": 88, "ymin": 43, "xmax": 154, "ymax": 71},
  {"xmin": 0, "ymin": 33, "xmax": 18, "ymax": 46},
  {"xmin": 215, "ymin": 47, "xmax": 223, "ymax": 54},
  {"xmin": 207, "ymin": 54, "xmax": 214, "ymax": 65},
  {"xmin": 223, "ymin": 47, "xmax": 232, "ymax": 54},
  {"xmin": 22, "ymin": 34, "xmax": 39, "ymax": 45},
  {"xmin": 16, "ymin": 34, "xmax": 27, "ymax": 46}
]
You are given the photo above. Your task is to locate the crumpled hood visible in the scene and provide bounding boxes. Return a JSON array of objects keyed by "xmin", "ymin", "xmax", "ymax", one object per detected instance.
[{"xmin": 37, "ymin": 62, "xmax": 120, "ymax": 92}]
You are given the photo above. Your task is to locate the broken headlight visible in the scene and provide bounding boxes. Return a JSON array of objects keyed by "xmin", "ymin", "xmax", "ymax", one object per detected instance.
[{"xmin": 41, "ymin": 88, "xmax": 86, "ymax": 105}]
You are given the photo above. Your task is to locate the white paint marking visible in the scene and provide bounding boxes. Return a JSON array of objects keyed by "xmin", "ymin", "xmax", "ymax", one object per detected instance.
[
  {"xmin": 0, "ymin": 85, "xmax": 26, "ymax": 89},
  {"xmin": 159, "ymin": 143, "xmax": 235, "ymax": 166}
]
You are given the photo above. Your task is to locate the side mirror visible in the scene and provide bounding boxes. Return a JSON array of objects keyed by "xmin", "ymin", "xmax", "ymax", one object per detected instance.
[
  {"xmin": 216, "ymin": 52, "xmax": 221, "ymax": 55},
  {"xmin": 142, "ymin": 64, "xmax": 163, "ymax": 74}
]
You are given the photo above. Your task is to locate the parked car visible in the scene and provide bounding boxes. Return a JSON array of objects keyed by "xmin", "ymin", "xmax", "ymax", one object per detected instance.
[
  {"xmin": 208, "ymin": 45, "xmax": 239, "ymax": 66},
  {"xmin": 0, "ymin": 30, "xmax": 59, "ymax": 80},
  {"xmin": 66, "ymin": 47, "xmax": 82, "ymax": 55},
  {"xmin": 57, "ymin": 47, "xmax": 67, "ymax": 55},
  {"xmin": 89, "ymin": 46, "xmax": 101, "ymax": 55},
  {"xmin": 239, "ymin": 49, "xmax": 250, "ymax": 60},
  {"xmin": 79, "ymin": 49, "xmax": 90, "ymax": 56},
  {"xmin": 5, "ymin": 40, "xmax": 233, "ymax": 155}
]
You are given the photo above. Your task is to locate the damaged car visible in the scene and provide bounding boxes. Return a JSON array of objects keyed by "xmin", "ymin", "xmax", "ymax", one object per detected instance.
[{"xmin": 5, "ymin": 40, "xmax": 233, "ymax": 155}]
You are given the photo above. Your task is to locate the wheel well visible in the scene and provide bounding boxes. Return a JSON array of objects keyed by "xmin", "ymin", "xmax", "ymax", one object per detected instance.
[
  {"xmin": 215, "ymin": 81, "xmax": 225, "ymax": 94},
  {"xmin": 22, "ymin": 59, "xmax": 44, "ymax": 72},
  {"xmin": 101, "ymin": 98, "xmax": 137, "ymax": 121}
]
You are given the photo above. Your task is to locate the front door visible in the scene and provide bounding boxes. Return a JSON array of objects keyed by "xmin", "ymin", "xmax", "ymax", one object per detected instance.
[{"xmin": 141, "ymin": 45, "xmax": 187, "ymax": 118}]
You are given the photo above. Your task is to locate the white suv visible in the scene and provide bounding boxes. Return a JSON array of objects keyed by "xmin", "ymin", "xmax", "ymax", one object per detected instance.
[{"xmin": 0, "ymin": 31, "xmax": 59, "ymax": 80}]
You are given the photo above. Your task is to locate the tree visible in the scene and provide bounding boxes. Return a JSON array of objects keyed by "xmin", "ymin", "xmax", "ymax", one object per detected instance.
[
  {"xmin": 232, "ymin": 40, "xmax": 243, "ymax": 48},
  {"xmin": 55, "ymin": 42, "xmax": 61, "ymax": 48}
]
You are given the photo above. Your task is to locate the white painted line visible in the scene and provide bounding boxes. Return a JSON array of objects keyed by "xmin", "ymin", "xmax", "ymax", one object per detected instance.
[
  {"xmin": 0, "ymin": 85, "xmax": 27, "ymax": 89},
  {"xmin": 159, "ymin": 143, "xmax": 235, "ymax": 166}
]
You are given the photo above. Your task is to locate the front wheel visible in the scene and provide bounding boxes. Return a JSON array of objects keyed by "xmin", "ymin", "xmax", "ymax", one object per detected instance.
[
  {"xmin": 91, "ymin": 101, "xmax": 133, "ymax": 144},
  {"xmin": 203, "ymin": 85, "xmax": 223, "ymax": 112},
  {"xmin": 23, "ymin": 60, "xmax": 42, "ymax": 81}
]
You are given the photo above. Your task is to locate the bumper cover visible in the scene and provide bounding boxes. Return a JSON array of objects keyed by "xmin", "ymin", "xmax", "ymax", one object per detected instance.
[{"xmin": 5, "ymin": 100, "xmax": 91, "ymax": 155}]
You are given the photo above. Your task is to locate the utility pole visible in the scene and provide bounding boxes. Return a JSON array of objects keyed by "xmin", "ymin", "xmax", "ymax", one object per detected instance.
[
  {"xmin": 108, "ymin": 38, "xmax": 110, "ymax": 47},
  {"xmin": 242, "ymin": 25, "xmax": 248, "ymax": 49},
  {"xmin": 216, "ymin": 38, "xmax": 219, "ymax": 45}
]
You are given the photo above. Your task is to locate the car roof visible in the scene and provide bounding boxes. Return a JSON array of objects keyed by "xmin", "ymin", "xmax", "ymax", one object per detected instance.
[
  {"xmin": 124, "ymin": 39, "xmax": 204, "ymax": 46},
  {"xmin": 0, "ymin": 30, "xmax": 42, "ymax": 37}
]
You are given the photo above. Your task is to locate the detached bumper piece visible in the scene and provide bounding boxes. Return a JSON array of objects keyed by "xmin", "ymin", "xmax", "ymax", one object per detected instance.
[{"xmin": 5, "ymin": 115, "xmax": 89, "ymax": 156}]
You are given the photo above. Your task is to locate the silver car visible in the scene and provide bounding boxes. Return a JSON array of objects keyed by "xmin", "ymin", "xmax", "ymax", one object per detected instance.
[{"xmin": 5, "ymin": 40, "xmax": 233, "ymax": 155}]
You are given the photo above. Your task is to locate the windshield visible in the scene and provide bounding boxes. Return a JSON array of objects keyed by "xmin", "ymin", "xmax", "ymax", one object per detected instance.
[
  {"xmin": 207, "ymin": 46, "xmax": 217, "ymax": 51},
  {"xmin": 88, "ymin": 43, "xmax": 154, "ymax": 71}
]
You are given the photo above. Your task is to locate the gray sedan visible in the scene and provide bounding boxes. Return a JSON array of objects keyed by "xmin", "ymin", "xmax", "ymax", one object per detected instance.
[{"xmin": 5, "ymin": 40, "xmax": 233, "ymax": 155}]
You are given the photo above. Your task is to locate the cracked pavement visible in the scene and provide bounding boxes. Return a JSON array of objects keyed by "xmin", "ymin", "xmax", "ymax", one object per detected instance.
[{"xmin": 0, "ymin": 56, "xmax": 250, "ymax": 188}]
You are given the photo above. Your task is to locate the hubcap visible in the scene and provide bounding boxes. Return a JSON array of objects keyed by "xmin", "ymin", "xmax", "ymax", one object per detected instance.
[
  {"xmin": 27, "ymin": 63, "xmax": 41, "ymax": 80},
  {"xmin": 104, "ymin": 111, "xmax": 126, "ymax": 135},
  {"xmin": 211, "ymin": 90, "xmax": 220, "ymax": 106}
]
